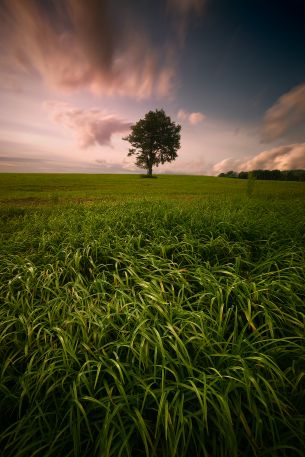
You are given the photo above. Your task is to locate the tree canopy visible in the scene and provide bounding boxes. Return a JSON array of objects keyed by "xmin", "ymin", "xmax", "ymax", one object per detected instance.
[
  {"xmin": 218, "ymin": 169, "xmax": 305, "ymax": 181},
  {"xmin": 123, "ymin": 109, "xmax": 181, "ymax": 176}
]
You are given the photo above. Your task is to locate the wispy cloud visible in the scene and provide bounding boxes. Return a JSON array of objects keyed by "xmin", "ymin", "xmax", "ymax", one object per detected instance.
[
  {"xmin": 167, "ymin": 0, "xmax": 204, "ymax": 45},
  {"xmin": 0, "ymin": 156, "xmax": 44, "ymax": 162},
  {"xmin": 45, "ymin": 102, "xmax": 131, "ymax": 148},
  {"xmin": 213, "ymin": 142, "xmax": 305, "ymax": 174},
  {"xmin": 160, "ymin": 158, "xmax": 208, "ymax": 175},
  {"xmin": 1, "ymin": 0, "xmax": 203, "ymax": 99},
  {"xmin": 168, "ymin": 0, "xmax": 204, "ymax": 15},
  {"xmin": 262, "ymin": 83, "xmax": 305, "ymax": 142},
  {"xmin": 177, "ymin": 109, "xmax": 206, "ymax": 124},
  {"xmin": 95, "ymin": 159, "xmax": 137, "ymax": 173}
]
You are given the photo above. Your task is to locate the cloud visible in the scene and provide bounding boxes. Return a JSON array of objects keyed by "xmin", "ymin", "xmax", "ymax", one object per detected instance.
[
  {"xmin": 212, "ymin": 157, "xmax": 240, "ymax": 175},
  {"xmin": 95, "ymin": 159, "xmax": 137, "ymax": 173},
  {"xmin": 45, "ymin": 102, "xmax": 131, "ymax": 148},
  {"xmin": 262, "ymin": 83, "xmax": 305, "ymax": 142},
  {"xmin": 178, "ymin": 109, "xmax": 206, "ymax": 124},
  {"xmin": 1, "ymin": 0, "xmax": 203, "ymax": 99},
  {"xmin": 168, "ymin": 0, "xmax": 204, "ymax": 15},
  {"xmin": 159, "ymin": 158, "xmax": 208, "ymax": 175},
  {"xmin": 0, "ymin": 156, "xmax": 44, "ymax": 162},
  {"xmin": 189, "ymin": 112, "xmax": 206, "ymax": 124},
  {"xmin": 212, "ymin": 143, "xmax": 305, "ymax": 174},
  {"xmin": 240, "ymin": 143, "xmax": 305, "ymax": 171},
  {"xmin": 167, "ymin": 0, "xmax": 204, "ymax": 45}
]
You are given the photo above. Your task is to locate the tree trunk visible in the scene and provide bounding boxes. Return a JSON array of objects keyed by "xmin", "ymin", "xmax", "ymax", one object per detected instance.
[{"xmin": 146, "ymin": 152, "xmax": 153, "ymax": 176}]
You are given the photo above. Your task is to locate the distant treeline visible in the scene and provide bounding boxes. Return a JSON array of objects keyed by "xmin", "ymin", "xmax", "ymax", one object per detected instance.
[{"xmin": 218, "ymin": 169, "xmax": 305, "ymax": 181}]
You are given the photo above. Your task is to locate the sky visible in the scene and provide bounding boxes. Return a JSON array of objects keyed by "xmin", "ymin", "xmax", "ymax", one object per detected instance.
[{"xmin": 0, "ymin": 0, "xmax": 305, "ymax": 175}]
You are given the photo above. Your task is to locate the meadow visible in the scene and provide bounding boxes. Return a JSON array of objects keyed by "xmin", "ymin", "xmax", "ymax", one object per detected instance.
[{"xmin": 0, "ymin": 173, "xmax": 305, "ymax": 456}]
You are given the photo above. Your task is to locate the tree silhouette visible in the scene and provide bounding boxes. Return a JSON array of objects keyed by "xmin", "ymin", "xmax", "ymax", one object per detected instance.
[{"xmin": 123, "ymin": 109, "xmax": 181, "ymax": 176}]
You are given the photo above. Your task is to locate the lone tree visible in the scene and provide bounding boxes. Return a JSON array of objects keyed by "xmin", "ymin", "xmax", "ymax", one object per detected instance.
[{"xmin": 123, "ymin": 109, "xmax": 181, "ymax": 176}]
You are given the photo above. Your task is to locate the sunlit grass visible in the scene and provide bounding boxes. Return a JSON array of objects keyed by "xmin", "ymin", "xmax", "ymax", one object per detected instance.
[{"xmin": 1, "ymin": 183, "xmax": 305, "ymax": 456}]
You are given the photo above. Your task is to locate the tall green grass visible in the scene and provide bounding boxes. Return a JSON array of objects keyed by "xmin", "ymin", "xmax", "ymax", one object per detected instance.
[{"xmin": 1, "ymin": 194, "xmax": 305, "ymax": 456}]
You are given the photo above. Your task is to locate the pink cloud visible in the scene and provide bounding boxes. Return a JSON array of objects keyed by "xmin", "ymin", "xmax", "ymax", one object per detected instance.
[
  {"xmin": 262, "ymin": 83, "xmax": 305, "ymax": 142},
  {"xmin": 1, "ymin": 0, "xmax": 203, "ymax": 99},
  {"xmin": 212, "ymin": 157, "xmax": 240, "ymax": 175},
  {"xmin": 178, "ymin": 109, "xmax": 206, "ymax": 124},
  {"xmin": 213, "ymin": 143, "xmax": 305, "ymax": 174},
  {"xmin": 156, "ymin": 66, "xmax": 177, "ymax": 98},
  {"xmin": 45, "ymin": 102, "xmax": 131, "ymax": 148},
  {"xmin": 160, "ymin": 158, "xmax": 208, "ymax": 175},
  {"xmin": 189, "ymin": 112, "xmax": 206, "ymax": 124}
]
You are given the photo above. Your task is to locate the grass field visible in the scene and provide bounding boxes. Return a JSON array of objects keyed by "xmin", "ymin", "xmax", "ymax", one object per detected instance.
[
  {"xmin": 1, "ymin": 173, "xmax": 305, "ymax": 203},
  {"xmin": 1, "ymin": 174, "xmax": 305, "ymax": 456}
]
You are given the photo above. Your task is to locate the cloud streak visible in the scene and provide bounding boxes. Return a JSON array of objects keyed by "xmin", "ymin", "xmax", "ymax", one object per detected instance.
[
  {"xmin": 168, "ymin": 0, "xmax": 204, "ymax": 15},
  {"xmin": 0, "ymin": 156, "xmax": 44, "ymax": 162},
  {"xmin": 167, "ymin": 0, "xmax": 204, "ymax": 45},
  {"xmin": 45, "ymin": 102, "xmax": 131, "ymax": 148},
  {"xmin": 262, "ymin": 83, "xmax": 305, "ymax": 142},
  {"xmin": 1, "ymin": 0, "xmax": 203, "ymax": 99},
  {"xmin": 213, "ymin": 143, "xmax": 305, "ymax": 174}
]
